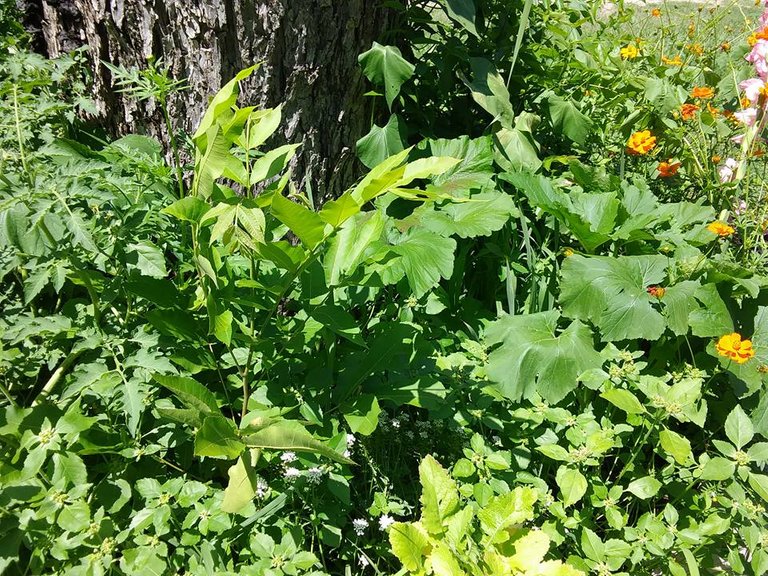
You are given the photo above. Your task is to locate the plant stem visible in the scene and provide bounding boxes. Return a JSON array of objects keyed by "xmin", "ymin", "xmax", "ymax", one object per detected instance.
[
  {"xmin": 162, "ymin": 100, "xmax": 185, "ymax": 199},
  {"xmin": 12, "ymin": 85, "xmax": 31, "ymax": 185}
]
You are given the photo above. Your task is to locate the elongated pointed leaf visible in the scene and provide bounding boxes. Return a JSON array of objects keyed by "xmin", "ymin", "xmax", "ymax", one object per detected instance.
[{"xmin": 241, "ymin": 419, "xmax": 353, "ymax": 465}]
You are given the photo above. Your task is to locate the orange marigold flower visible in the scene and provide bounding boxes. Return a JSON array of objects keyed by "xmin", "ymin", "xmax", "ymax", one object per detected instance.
[
  {"xmin": 691, "ymin": 86, "xmax": 714, "ymax": 99},
  {"xmin": 707, "ymin": 221, "xmax": 735, "ymax": 236},
  {"xmin": 647, "ymin": 286, "xmax": 666, "ymax": 298},
  {"xmin": 721, "ymin": 42, "xmax": 731, "ymax": 52},
  {"xmin": 657, "ymin": 160, "xmax": 681, "ymax": 177},
  {"xmin": 716, "ymin": 332, "xmax": 755, "ymax": 364},
  {"xmin": 662, "ymin": 55, "xmax": 684, "ymax": 66},
  {"xmin": 687, "ymin": 43, "xmax": 704, "ymax": 56},
  {"xmin": 620, "ymin": 45, "xmax": 639, "ymax": 59},
  {"xmin": 680, "ymin": 103, "xmax": 700, "ymax": 120},
  {"xmin": 626, "ymin": 130, "xmax": 657, "ymax": 155},
  {"xmin": 741, "ymin": 97, "xmax": 752, "ymax": 109},
  {"xmin": 651, "ymin": 8, "xmax": 661, "ymax": 16},
  {"xmin": 712, "ymin": 155, "xmax": 721, "ymax": 163}
]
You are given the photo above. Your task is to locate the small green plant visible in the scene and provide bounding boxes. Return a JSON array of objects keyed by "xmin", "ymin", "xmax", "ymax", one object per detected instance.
[{"xmin": 389, "ymin": 454, "xmax": 584, "ymax": 575}]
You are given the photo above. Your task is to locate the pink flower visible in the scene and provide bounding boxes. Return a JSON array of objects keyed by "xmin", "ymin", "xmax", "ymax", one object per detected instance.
[
  {"xmin": 740, "ymin": 78, "xmax": 766, "ymax": 104},
  {"xmin": 719, "ymin": 158, "xmax": 739, "ymax": 183},
  {"xmin": 734, "ymin": 199, "xmax": 747, "ymax": 215},
  {"xmin": 747, "ymin": 40, "xmax": 768, "ymax": 78},
  {"xmin": 735, "ymin": 108, "xmax": 758, "ymax": 126}
]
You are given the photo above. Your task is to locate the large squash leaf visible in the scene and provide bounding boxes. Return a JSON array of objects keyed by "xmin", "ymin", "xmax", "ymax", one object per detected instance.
[
  {"xmin": 485, "ymin": 311, "xmax": 601, "ymax": 402},
  {"xmin": 560, "ymin": 254, "xmax": 667, "ymax": 341}
]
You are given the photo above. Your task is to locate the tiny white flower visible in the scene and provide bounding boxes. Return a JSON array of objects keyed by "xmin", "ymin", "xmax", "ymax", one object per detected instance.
[
  {"xmin": 379, "ymin": 514, "xmax": 395, "ymax": 531},
  {"xmin": 358, "ymin": 554, "xmax": 370, "ymax": 568},
  {"xmin": 352, "ymin": 518, "xmax": 369, "ymax": 536},
  {"xmin": 280, "ymin": 451, "xmax": 297, "ymax": 463},
  {"xmin": 284, "ymin": 467, "xmax": 300, "ymax": 479},
  {"xmin": 256, "ymin": 478, "xmax": 268, "ymax": 498},
  {"xmin": 391, "ymin": 419, "xmax": 401, "ymax": 429},
  {"xmin": 306, "ymin": 466, "xmax": 324, "ymax": 484}
]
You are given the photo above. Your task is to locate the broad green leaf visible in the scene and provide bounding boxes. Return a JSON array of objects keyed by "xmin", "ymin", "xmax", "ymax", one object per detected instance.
[
  {"xmin": 581, "ymin": 528, "xmax": 605, "ymax": 562},
  {"xmin": 350, "ymin": 147, "xmax": 410, "ymax": 205},
  {"xmin": 748, "ymin": 472, "xmax": 768, "ymax": 503},
  {"xmin": 400, "ymin": 157, "xmax": 462, "ymax": 186},
  {"xmin": 310, "ymin": 305, "xmax": 365, "ymax": 346},
  {"xmin": 659, "ymin": 429, "xmax": 693, "ymax": 464},
  {"xmin": 547, "ymin": 94, "xmax": 592, "ymax": 146},
  {"xmin": 556, "ymin": 466, "xmax": 588, "ymax": 506},
  {"xmin": 419, "ymin": 455, "xmax": 460, "ymax": 535},
  {"xmin": 424, "ymin": 135, "xmax": 494, "ymax": 192},
  {"xmin": 249, "ymin": 143, "xmax": 301, "ymax": 186},
  {"xmin": 152, "ymin": 374, "xmax": 219, "ymax": 414},
  {"xmin": 626, "ymin": 476, "xmax": 662, "ymax": 499},
  {"xmin": 601, "ymin": 389, "xmax": 646, "ymax": 414},
  {"xmin": 478, "ymin": 487, "xmax": 537, "ymax": 544},
  {"xmin": 699, "ymin": 456, "xmax": 735, "ymax": 481},
  {"xmin": 342, "ymin": 395, "xmax": 381, "ymax": 436},
  {"xmin": 422, "ymin": 191, "xmax": 518, "ymax": 238},
  {"xmin": 438, "ymin": 0, "xmax": 478, "ymax": 36},
  {"xmin": 494, "ymin": 128, "xmax": 542, "ymax": 173},
  {"xmin": 246, "ymin": 106, "xmax": 281, "ymax": 149},
  {"xmin": 662, "ymin": 281, "xmax": 700, "ymax": 336},
  {"xmin": 318, "ymin": 193, "xmax": 361, "ymax": 228},
  {"xmin": 358, "ymin": 43, "xmax": 415, "ymax": 109},
  {"xmin": 388, "ymin": 228, "xmax": 456, "ymax": 298},
  {"xmin": 221, "ymin": 452, "xmax": 259, "ymax": 514},
  {"xmin": 725, "ymin": 405, "xmax": 755, "ymax": 450},
  {"xmin": 356, "ymin": 115, "xmax": 407, "ymax": 169},
  {"xmin": 389, "ymin": 522, "xmax": 430, "ymax": 572},
  {"xmin": 324, "ymin": 210, "xmax": 385, "ymax": 285},
  {"xmin": 194, "ymin": 64, "xmax": 259, "ymax": 140},
  {"xmin": 213, "ymin": 309, "xmax": 233, "ymax": 346},
  {"xmin": 122, "ymin": 378, "xmax": 144, "ymax": 437},
  {"xmin": 163, "ymin": 196, "xmax": 210, "ymax": 223},
  {"xmin": 241, "ymin": 418, "xmax": 353, "ymax": 465},
  {"xmin": 689, "ymin": 284, "xmax": 733, "ymax": 337},
  {"xmin": 560, "ymin": 254, "xmax": 667, "ymax": 341},
  {"xmin": 485, "ymin": 311, "xmax": 602, "ymax": 402},
  {"xmin": 270, "ymin": 192, "xmax": 326, "ymax": 249},
  {"xmin": 195, "ymin": 416, "xmax": 245, "ymax": 459},
  {"xmin": 126, "ymin": 241, "xmax": 167, "ymax": 279},
  {"xmin": 510, "ymin": 530, "xmax": 550, "ymax": 571},
  {"xmin": 429, "ymin": 542, "xmax": 465, "ymax": 576},
  {"xmin": 463, "ymin": 58, "xmax": 515, "ymax": 128}
]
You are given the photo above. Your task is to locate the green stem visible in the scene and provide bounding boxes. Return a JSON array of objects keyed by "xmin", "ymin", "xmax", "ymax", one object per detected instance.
[
  {"xmin": 33, "ymin": 349, "xmax": 84, "ymax": 405},
  {"xmin": 162, "ymin": 100, "xmax": 185, "ymax": 199},
  {"xmin": 12, "ymin": 85, "xmax": 31, "ymax": 185}
]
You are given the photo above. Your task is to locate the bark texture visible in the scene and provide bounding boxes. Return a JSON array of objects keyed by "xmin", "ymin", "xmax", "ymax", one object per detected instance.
[{"xmin": 20, "ymin": 0, "xmax": 395, "ymax": 203}]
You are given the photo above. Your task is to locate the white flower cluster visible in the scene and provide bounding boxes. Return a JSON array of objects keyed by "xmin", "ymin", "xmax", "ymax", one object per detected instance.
[{"xmin": 352, "ymin": 518, "xmax": 369, "ymax": 536}]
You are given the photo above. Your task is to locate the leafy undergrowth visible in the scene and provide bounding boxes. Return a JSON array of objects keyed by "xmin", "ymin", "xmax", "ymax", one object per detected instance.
[{"xmin": 3, "ymin": 1, "xmax": 768, "ymax": 575}]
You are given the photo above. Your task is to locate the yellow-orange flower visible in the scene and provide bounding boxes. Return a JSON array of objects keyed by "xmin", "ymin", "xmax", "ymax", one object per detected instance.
[
  {"xmin": 721, "ymin": 42, "xmax": 731, "ymax": 52},
  {"xmin": 651, "ymin": 8, "xmax": 661, "ymax": 16},
  {"xmin": 707, "ymin": 221, "xmax": 735, "ymax": 236},
  {"xmin": 626, "ymin": 130, "xmax": 656, "ymax": 155},
  {"xmin": 662, "ymin": 55, "xmax": 684, "ymax": 66},
  {"xmin": 647, "ymin": 286, "xmax": 665, "ymax": 298},
  {"xmin": 691, "ymin": 86, "xmax": 714, "ymax": 99},
  {"xmin": 716, "ymin": 332, "xmax": 755, "ymax": 364},
  {"xmin": 706, "ymin": 103, "xmax": 720, "ymax": 117},
  {"xmin": 680, "ymin": 103, "xmax": 700, "ymax": 120},
  {"xmin": 657, "ymin": 160, "xmax": 681, "ymax": 177},
  {"xmin": 687, "ymin": 43, "xmax": 704, "ymax": 56},
  {"xmin": 711, "ymin": 155, "xmax": 721, "ymax": 163},
  {"xmin": 620, "ymin": 45, "xmax": 639, "ymax": 59}
]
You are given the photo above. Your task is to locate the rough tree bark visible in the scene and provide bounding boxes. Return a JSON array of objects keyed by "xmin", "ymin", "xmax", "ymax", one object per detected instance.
[{"xmin": 19, "ymin": 0, "xmax": 396, "ymax": 203}]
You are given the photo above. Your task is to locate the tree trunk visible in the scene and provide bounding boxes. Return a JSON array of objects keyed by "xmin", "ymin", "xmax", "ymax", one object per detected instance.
[{"xmin": 19, "ymin": 0, "xmax": 395, "ymax": 203}]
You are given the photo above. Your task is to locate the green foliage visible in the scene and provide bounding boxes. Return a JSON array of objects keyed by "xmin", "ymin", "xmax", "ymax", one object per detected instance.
[
  {"xmin": 4, "ymin": 1, "xmax": 768, "ymax": 575},
  {"xmin": 389, "ymin": 454, "xmax": 584, "ymax": 575}
]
